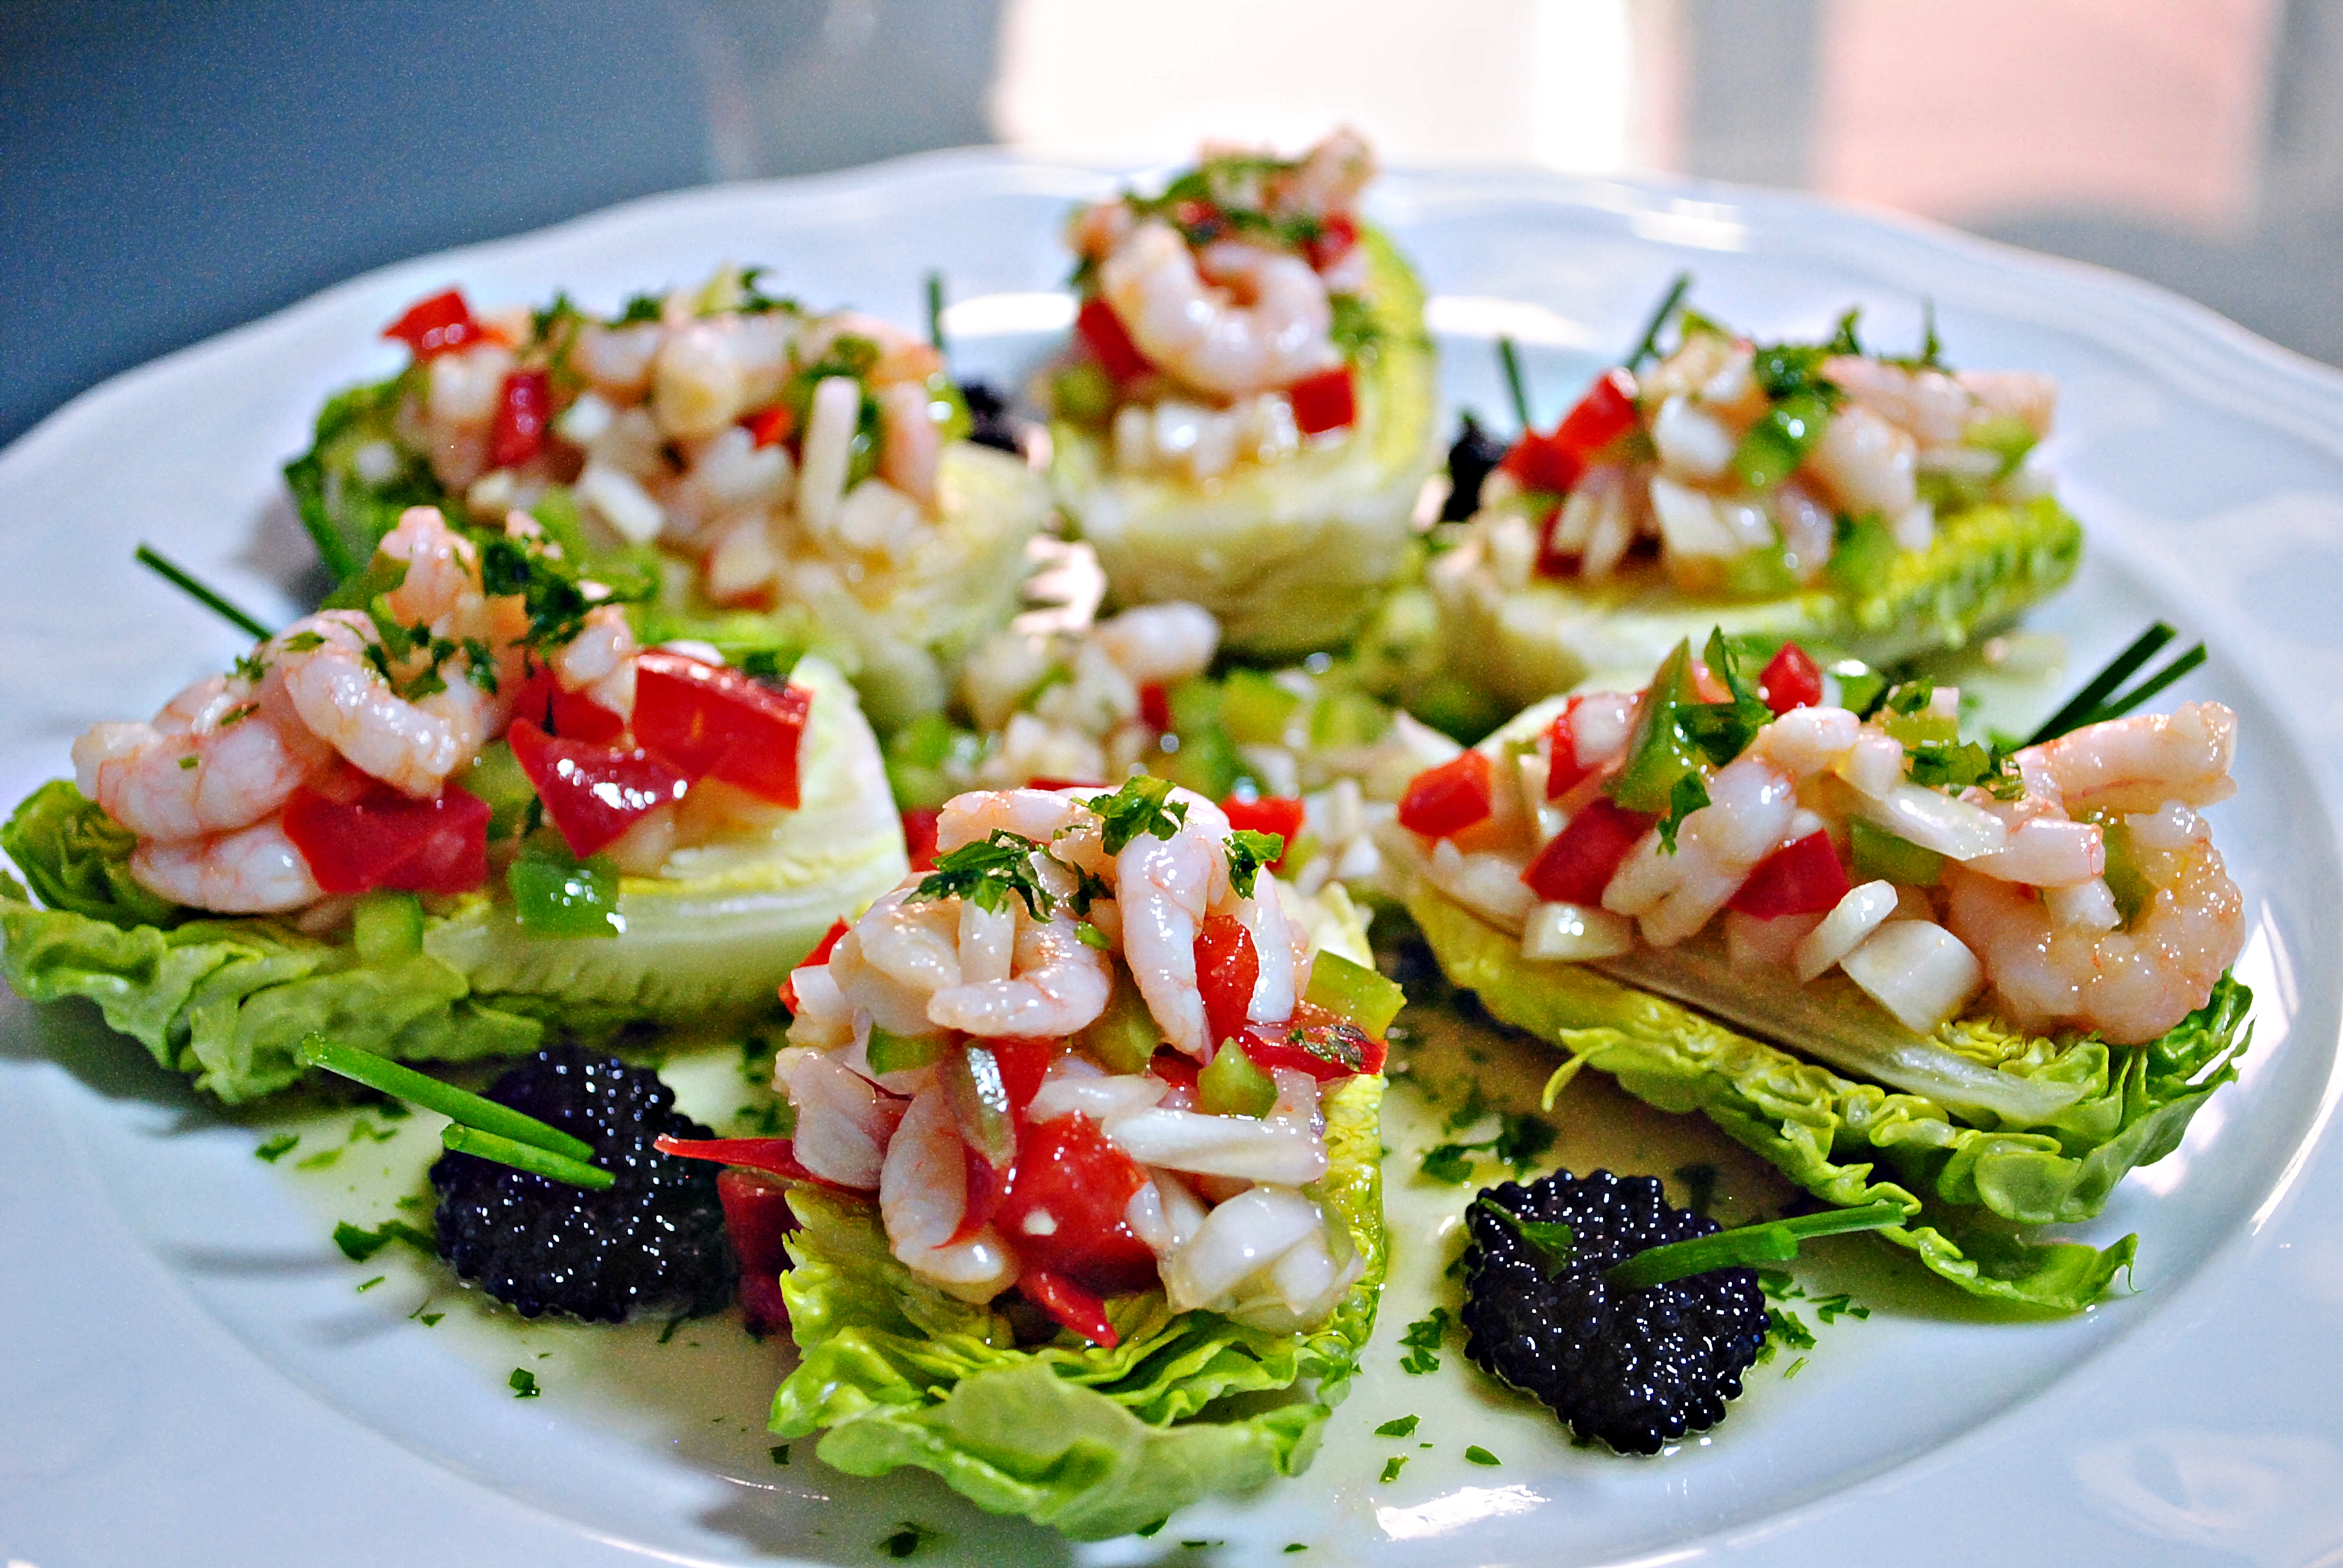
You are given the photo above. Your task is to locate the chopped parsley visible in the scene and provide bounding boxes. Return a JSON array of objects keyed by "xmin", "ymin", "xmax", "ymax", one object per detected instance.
[
  {"xmin": 406, "ymin": 1301, "xmax": 443, "ymax": 1326},
  {"xmin": 1224, "ymin": 829, "xmax": 1285, "ymax": 897},
  {"xmin": 1757, "ymin": 1307, "xmax": 1816, "ymax": 1364},
  {"xmin": 1374, "ymin": 1414, "xmax": 1420, "ymax": 1438},
  {"xmin": 1463, "ymin": 1445, "xmax": 1501, "ymax": 1467},
  {"xmin": 1476, "ymin": 1197, "xmax": 1576, "ymax": 1276},
  {"xmin": 475, "ymin": 528, "xmax": 650, "ymax": 652},
  {"xmin": 1418, "ymin": 1143, "xmax": 1475, "ymax": 1184},
  {"xmin": 254, "ymin": 1132, "xmax": 300, "ymax": 1163},
  {"xmin": 1285, "ymin": 1547, "xmax": 1309, "ymax": 1555},
  {"xmin": 1812, "ymin": 1292, "xmax": 1870, "ymax": 1323},
  {"xmin": 1397, "ymin": 1306, "xmax": 1451, "ymax": 1374},
  {"xmin": 333, "ymin": 1218, "xmax": 434, "ymax": 1264},
  {"xmin": 912, "ymin": 831, "xmax": 1054, "ymax": 918},
  {"xmin": 735, "ymin": 266, "xmax": 799, "ymax": 316},
  {"xmin": 1656, "ymin": 770, "xmax": 1709, "ymax": 854},
  {"xmin": 1379, "ymin": 1455, "xmax": 1409, "ymax": 1484},
  {"xmin": 280, "ymin": 630, "xmax": 326, "ymax": 653},
  {"xmin": 508, "ymin": 1368, "xmax": 541, "ymax": 1398},
  {"xmin": 1073, "ymin": 922, "xmax": 1110, "ymax": 950},
  {"xmin": 232, "ymin": 650, "xmax": 270, "ymax": 683},
  {"xmin": 1329, "ymin": 292, "xmax": 1382, "ymax": 362},
  {"xmin": 1092, "ymin": 774, "xmax": 1188, "ymax": 854},
  {"xmin": 612, "ymin": 291, "xmax": 664, "ymax": 325},
  {"xmin": 177, "ymin": 755, "xmax": 199, "ymax": 771},
  {"xmin": 1418, "ymin": 1112, "xmax": 1556, "ymax": 1183}
]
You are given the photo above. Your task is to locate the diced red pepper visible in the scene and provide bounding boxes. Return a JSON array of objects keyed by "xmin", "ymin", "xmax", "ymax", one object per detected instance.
[
  {"xmin": 1289, "ymin": 365, "xmax": 1356, "ymax": 434},
  {"xmin": 382, "ymin": 289, "xmax": 487, "ymax": 359},
  {"xmin": 632, "ymin": 650, "xmax": 811, "ymax": 808},
  {"xmin": 1303, "ymin": 213, "xmax": 1358, "ymax": 272},
  {"xmin": 1499, "ymin": 366, "xmax": 1642, "ymax": 497},
  {"xmin": 1077, "ymin": 295, "xmax": 1152, "ymax": 382},
  {"xmin": 1220, "ymin": 794, "xmax": 1305, "ymax": 869},
  {"xmin": 506, "ymin": 717, "xmax": 689, "ymax": 859},
  {"xmin": 488, "ymin": 370, "xmax": 552, "ymax": 470},
  {"xmin": 1520, "ymin": 797, "xmax": 1654, "ymax": 906},
  {"xmin": 1534, "ymin": 505, "xmax": 1580, "ymax": 578},
  {"xmin": 1194, "ymin": 914, "xmax": 1259, "ymax": 1051},
  {"xmin": 1149, "ymin": 1048, "xmax": 1201, "ymax": 1094},
  {"xmin": 506, "ymin": 667, "xmax": 628, "ymax": 745},
  {"xmin": 1239, "ymin": 1001, "xmax": 1386, "ymax": 1081},
  {"xmin": 1025, "ymin": 776, "xmax": 1107, "ymax": 792},
  {"xmin": 1397, "ymin": 750, "xmax": 1495, "ymax": 839},
  {"xmin": 901, "ymin": 806, "xmax": 941, "ymax": 873},
  {"xmin": 992, "ymin": 1037, "xmax": 1057, "ymax": 1116},
  {"xmin": 1138, "ymin": 682, "xmax": 1172, "ymax": 732},
  {"xmin": 1171, "ymin": 198, "xmax": 1224, "ymax": 239},
  {"xmin": 1545, "ymin": 697, "xmax": 1594, "ymax": 799},
  {"xmin": 778, "ymin": 916, "xmax": 851, "ymax": 1012},
  {"xmin": 997, "ymin": 1112, "xmax": 1156, "ymax": 1298},
  {"xmin": 740, "ymin": 405, "xmax": 794, "ymax": 449},
  {"xmin": 655, "ymin": 1134, "xmax": 866, "ymax": 1192},
  {"xmin": 1018, "ymin": 1267, "xmax": 1120, "ymax": 1347},
  {"xmin": 1760, "ymin": 641, "xmax": 1824, "ymax": 715},
  {"xmin": 1726, "ymin": 831, "xmax": 1850, "ymax": 920},
  {"xmin": 282, "ymin": 773, "xmax": 491, "ymax": 895},
  {"xmin": 715, "ymin": 1169, "xmax": 798, "ymax": 1333}
]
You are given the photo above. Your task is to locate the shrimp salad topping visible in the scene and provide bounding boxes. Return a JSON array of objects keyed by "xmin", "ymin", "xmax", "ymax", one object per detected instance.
[
  {"xmin": 1454, "ymin": 302, "xmax": 2058, "ymax": 595},
  {"xmin": 1383, "ymin": 633, "xmax": 2244, "ymax": 1047},
  {"xmin": 776, "ymin": 777, "xmax": 1388, "ymax": 1343},
  {"xmin": 1049, "ymin": 129, "xmax": 1382, "ymax": 482},
  {"xmin": 357, "ymin": 270, "xmax": 975, "ymax": 614},
  {"xmin": 71, "ymin": 506, "xmax": 813, "ymax": 918}
]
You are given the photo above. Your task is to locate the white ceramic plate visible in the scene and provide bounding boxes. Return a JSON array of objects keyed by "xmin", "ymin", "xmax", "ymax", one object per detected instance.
[{"xmin": 5, "ymin": 152, "xmax": 2343, "ymax": 1568}]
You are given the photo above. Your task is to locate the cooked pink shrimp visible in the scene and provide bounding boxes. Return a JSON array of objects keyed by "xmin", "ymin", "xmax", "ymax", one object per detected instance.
[
  {"xmin": 1099, "ymin": 222, "xmax": 1336, "ymax": 400},
  {"xmin": 1603, "ymin": 754, "xmax": 1800, "ymax": 946},
  {"xmin": 2020, "ymin": 702, "xmax": 2237, "ymax": 816},
  {"xmin": 1116, "ymin": 793, "xmax": 1233, "ymax": 1056},
  {"xmin": 1268, "ymin": 126, "xmax": 1375, "ymax": 218},
  {"xmin": 877, "ymin": 380, "xmax": 940, "ymax": 511},
  {"xmin": 552, "ymin": 605, "xmax": 638, "ymax": 719},
  {"xmin": 1945, "ymin": 801, "xmax": 2243, "ymax": 1044},
  {"xmin": 275, "ymin": 612, "xmax": 506, "ymax": 797},
  {"xmin": 129, "ymin": 818, "xmax": 322, "ymax": 913},
  {"xmin": 1093, "ymin": 603, "xmax": 1219, "ymax": 688},
  {"xmin": 880, "ymin": 1087, "xmax": 1018, "ymax": 1302},
  {"xmin": 773, "ymin": 1047, "xmax": 904, "ymax": 1190},
  {"xmin": 74, "ymin": 674, "xmax": 332, "ymax": 841},
  {"xmin": 1804, "ymin": 399, "xmax": 1919, "ymax": 519},
  {"xmin": 926, "ymin": 915, "xmax": 1113, "ymax": 1039}
]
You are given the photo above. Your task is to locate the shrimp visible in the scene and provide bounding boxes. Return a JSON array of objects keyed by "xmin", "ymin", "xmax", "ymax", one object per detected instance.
[
  {"xmin": 879, "ymin": 1087, "xmax": 1018, "ymax": 1302},
  {"xmin": 1099, "ymin": 221, "xmax": 1335, "ymax": 400},
  {"xmin": 1824, "ymin": 357, "xmax": 2057, "ymax": 448},
  {"xmin": 1603, "ymin": 754, "xmax": 1799, "ymax": 946},
  {"xmin": 1944, "ymin": 800, "xmax": 2244, "ymax": 1044},
  {"xmin": 1116, "ymin": 794, "xmax": 1233, "ymax": 1056},
  {"xmin": 74, "ymin": 673, "xmax": 332, "ymax": 841},
  {"xmin": 2019, "ymin": 702, "xmax": 2237, "ymax": 816},
  {"xmin": 828, "ymin": 893, "xmax": 963, "ymax": 1037},
  {"xmin": 1804, "ymin": 399, "xmax": 1918, "ymax": 519},
  {"xmin": 773, "ymin": 1047, "xmax": 903, "ymax": 1190},
  {"xmin": 276, "ymin": 611, "xmax": 506, "ymax": 797},
  {"xmin": 129, "ymin": 818, "xmax": 322, "ymax": 913},
  {"xmin": 935, "ymin": 786, "xmax": 1091, "ymax": 855},
  {"xmin": 1092, "ymin": 603, "xmax": 1219, "ymax": 687},
  {"xmin": 1268, "ymin": 126, "xmax": 1375, "ymax": 218},
  {"xmin": 1237, "ymin": 877, "xmax": 1304, "ymax": 1025},
  {"xmin": 877, "ymin": 380, "xmax": 940, "ymax": 511},
  {"xmin": 552, "ymin": 605, "xmax": 638, "ymax": 720},
  {"xmin": 926, "ymin": 914, "xmax": 1113, "ymax": 1039}
]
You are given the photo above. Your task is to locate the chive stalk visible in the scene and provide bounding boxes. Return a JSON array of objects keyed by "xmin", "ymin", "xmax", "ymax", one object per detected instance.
[
  {"xmin": 1496, "ymin": 336, "xmax": 1533, "ymax": 432},
  {"xmin": 1625, "ymin": 272, "xmax": 1694, "ymax": 370},
  {"xmin": 1605, "ymin": 1201, "xmax": 1905, "ymax": 1289},
  {"xmin": 134, "ymin": 543, "xmax": 275, "ymax": 641},
  {"xmin": 297, "ymin": 1033, "xmax": 595, "ymax": 1164},
  {"xmin": 442, "ymin": 1124, "xmax": 614, "ymax": 1189},
  {"xmin": 2023, "ymin": 622, "xmax": 2208, "ymax": 747},
  {"xmin": 925, "ymin": 271, "xmax": 948, "ymax": 356}
]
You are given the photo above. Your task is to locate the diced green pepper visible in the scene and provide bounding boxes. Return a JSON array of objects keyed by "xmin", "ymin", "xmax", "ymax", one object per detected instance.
[
  {"xmin": 1606, "ymin": 639, "xmax": 1706, "ymax": 814},
  {"xmin": 1078, "ymin": 969, "xmax": 1162, "ymax": 1074},
  {"xmin": 940, "ymin": 1042, "xmax": 1019, "ymax": 1168},
  {"xmin": 2100, "ymin": 818, "xmax": 2149, "ymax": 927},
  {"xmin": 885, "ymin": 713, "xmax": 980, "ymax": 811},
  {"xmin": 1732, "ymin": 390, "xmax": 1832, "ymax": 490},
  {"xmin": 528, "ymin": 485, "xmax": 590, "ymax": 561},
  {"xmin": 1308, "ymin": 687, "xmax": 1392, "ymax": 750},
  {"xmin": 352, "ymin": 889, "xmax": 424, "ymax": 967},
  {"xmin": 1881, "ymin": 707, "xmax": 1959, "ymax": 750},
  {"xmin": 465, "ymin": 739, "xmax": 537, "ymax": 841},
  {"xmin": 1220, "ymin": 669, "xmax": 1302, "ymax": 746},
  {"xmin": 1720, "ymin": 544, "xmax": 1800, "ymax": 599},
  {"xmin": 867, "ymin": 1026, "xmax": 949, "ymax": 1075},
  {"xmin": 924, "ymin": 371, "xmax": 973, "ymax": 443},
  {"xmin": 1052, "ymin": 362, "xmax": 1117, "ymax": 425},
  {"xmin": 1849, "ymin": 818, "xmax": 1942, "ymax": 887},
  {"xmin": 1199, "ymin": 1039, "xmax": 1277, "ymax": 1117},
  {"xmin": 1304, "ymin": 950, "xmax": 1405, "ymax": 1038},
  {"xmin": 507, "ymin": 840, "xmax": 623, "ymax": 938}
]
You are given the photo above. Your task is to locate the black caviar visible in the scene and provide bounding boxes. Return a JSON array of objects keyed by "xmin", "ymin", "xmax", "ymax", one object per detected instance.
[
  {"xmin": 430, "ymin": 1047, "xmax": 734, "ymax": 1323},
  {"xmin": 960, "ymin": 379, "xmax": 1023, "ymax": 454},
  {"xmin": 1461, "ymin": 1169, "xmax": 1767, "ymax": 1454},
  {"xmin": 1440, "ymin": 413, "xmax": 1510, "ymax": 520}
]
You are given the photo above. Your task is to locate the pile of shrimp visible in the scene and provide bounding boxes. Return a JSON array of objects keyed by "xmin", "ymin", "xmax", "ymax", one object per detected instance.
[
  {"xmin": 1063, "ymin": 129, "xmax": 1377, "ymax": 477},
  {"xmin": 69, "ymin": 507, "xmax": 635, "ymax": 915},
  {"xmin": 1384, "ymin": 667, "xmax": 2245, "ymax": 1047},
  {"xmin": 388, "ymin": 272, "xmax": 951, "ymax": 612},
  {"xmin": 779, "ymin": 784, "xmax": 1365, "ymax": 1328},
  {"xmin": 950, "ymin": 600, "xmax": 1460, "ymax": 896},
  {"xmin": 1459, "ymin": 324, "xmax": 2059, "ymax": 591}
]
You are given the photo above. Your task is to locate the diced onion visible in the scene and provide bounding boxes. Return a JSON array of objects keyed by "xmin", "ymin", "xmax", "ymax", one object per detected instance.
[
  {"xmin": 1793, "ymin": 880, "xmax": 1899, "ymax": 981},
  {"xmin": 1106, "ymin": 1108, "xmax": 1329, "ymax": 1185},
  {"xmin": 575, "ymin": 460, "xmax": 665, "ymax": 544},
  {"xmin": 1840, "ymin": 920, "xmax": 1984, "ymax": 1034},
  {"xmin": 1856, "ymin": 783, "xmax": 2010, "ymax": 861},
  {"xmin": 1426, "ymin": 837, "xmax": 1536, "ymax": 931},
  {"xmin": 1026, "ymin": 1070, "xmax": 1165, "ymax": 1128},
  {"xmin": 1522, "ymin": 900, "xmax": 1637, "ymax": 962},
  {"xmin": 1649, "ymin": 475, "xmax": 1740, "ymax": 558},
  {"xmin": 1159, "ymin": 1186, "xmax": 1321, "ymax": 1311}
]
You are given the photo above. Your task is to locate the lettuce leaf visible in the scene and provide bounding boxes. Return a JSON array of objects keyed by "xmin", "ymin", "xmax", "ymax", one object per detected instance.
[
  {"xmin": 1406, "ymin": 887, "xmax": 2250, "ymax": 1312},
  {"xmin": 281, "ymin": 373, "xmax": 446, "ymax": 581},
  {"xmin": 770, "ymin": 1073, "xmax": 1386, "ymax": 1539}
]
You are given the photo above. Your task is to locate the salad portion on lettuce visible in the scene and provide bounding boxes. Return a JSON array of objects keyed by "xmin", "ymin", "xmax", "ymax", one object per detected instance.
[
  {"xmin": 1378, "ymin": 629, "xmax": 2251, "ymax": 1308},
  {"xmin": 1, "ymin": 511, "xmax": 905, "ymax": 1102},
  {"xmin": 655, "ymin": 778, "xmax": 1395, "ymax": 1535}
]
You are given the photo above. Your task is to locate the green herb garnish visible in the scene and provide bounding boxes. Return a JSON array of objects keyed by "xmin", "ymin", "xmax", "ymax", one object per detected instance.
[
  {"xmin": 1397, "ymin": 1307, "xmax": 1451, "ymax": 1374},
  {"xmin": 134, "ymin": 542, "xmax": 275, "ymax": 641},
  {"xmin": 510, "ymin": 1368, "xmax": 541, "ymax": 1398},
  {"xmin": 913, "ymin": 830, "xmax": 1054, "ymax": 918},
  {"xmin": 333, "ymin": 1218, "xmax": 434, "ymax": 1263},
  {"xmin": 255, "ymin": 1132, "xmax": 300, "ymax": 1163},
  {"xmin": 1463, "ymin": 1446, "xmax": 1501, "ymax": 1467},
  {"xmin": 2023, "ymin": 621, "xmax": 2208, "ymax": 746},
  {"xmin": 1225, "ymin": 829, "xmax": 1286, "ymax": 897},
  {"xmin": 1379, "ymin": 1455, "xmax": 1409, "ymax": 1484},
  {"xmin": 1497, "ymin": 336, "xmax": 1533, "ymax": 431},
  {"xmin": 1091, "ymin": 774, "xmax": 1190, "ymax": 854},
  {"xmin": 1374, "ymin": 1415, "xmax": 1420, "ymax": 1438},
  {"xmin": 1625, "ymin": 272, "xmax": 1694, "ymax": 370}
]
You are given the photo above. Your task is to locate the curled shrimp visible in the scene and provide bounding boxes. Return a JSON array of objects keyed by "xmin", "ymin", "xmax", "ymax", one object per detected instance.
[
  {"xmin": 1604, "ymin": 754, "xmax": 1799, "ymax": 946},
  {"xmin": 1805, "ymin": 399, "xmax": 1918, "ymax": 519},
  {"xmin": 774, "ymin": 1047, "xmax": 904, "ymax": 1191},
  {"xmin": 2020, "ymin": 702, "xmax": 2237, "ymax": 816},
  {"xmin": 927, "ymin": 913, "xmax": 1113, "ymax": 1039},
  {"xmin": 276, "ymin": 612, "xmax": 506, "ymax": 797},
  {"xmin": 1268, "ymin": 127, "xmax": 1375, "ymax": 218},
  {"xmin": 552, "ymin": 604, "xmax": 638, "ymax": 719},
  {"xmin": 1099, "ymin": 221, "xmax": 1335, "ymax": 400},
  {"xmin": 74, "ymin": 673, "xmax": 332, "ymax": 841},
  {"xmin": 827, "ymin": 895, "xmax": 963, "ymax": 1039},
  {"xmin": 1944, "ymin": 800, "xmax": 2244, "ymax": 1044},
  {"xmin": 1116, "ymin": 793, "xmax": 1233, "ymax": 1056},
  {"xmin": 130, "ymin": 818, "xmax": 322, "ymax": 913},
  {"xmin": 880, "ymin": 1086, "xmax": 1018, "ymax": 1302}
]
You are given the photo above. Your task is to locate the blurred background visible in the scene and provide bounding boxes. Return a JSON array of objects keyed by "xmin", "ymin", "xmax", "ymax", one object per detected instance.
[{"xmin": 6, "ymin": 0, "xmax": 2339, "ymax": 445}]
